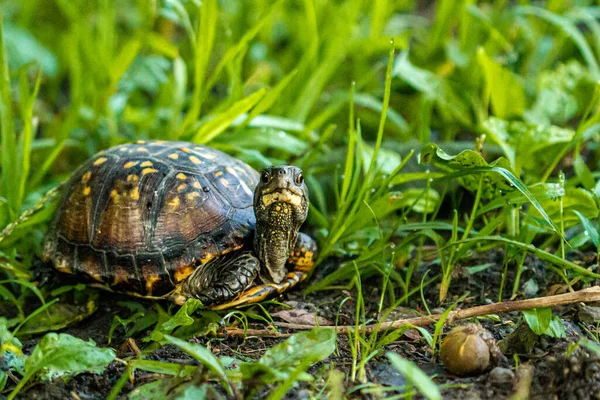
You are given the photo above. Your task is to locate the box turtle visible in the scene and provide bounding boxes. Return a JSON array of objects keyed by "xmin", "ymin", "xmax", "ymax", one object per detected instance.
[{"xmin": 41, "ymin": 140, "xmax": 317, "ymax": 309}]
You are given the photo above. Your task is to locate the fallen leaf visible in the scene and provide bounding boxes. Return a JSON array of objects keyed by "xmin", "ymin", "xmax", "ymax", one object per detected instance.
[{"xmin": 272, "ymin": 309, "xmax": 333, "ymax": 326}]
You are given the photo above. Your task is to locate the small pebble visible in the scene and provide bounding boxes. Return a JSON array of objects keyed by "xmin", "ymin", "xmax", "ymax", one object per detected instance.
[{"xmin": 488, "ymin": 367, "xmax": 514, "ymax": 384}]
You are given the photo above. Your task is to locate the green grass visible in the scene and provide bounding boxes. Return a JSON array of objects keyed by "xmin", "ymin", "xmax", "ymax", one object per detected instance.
[{"xmin": 1, "ymin": 0, "xmax": 600, "ymax": 398}]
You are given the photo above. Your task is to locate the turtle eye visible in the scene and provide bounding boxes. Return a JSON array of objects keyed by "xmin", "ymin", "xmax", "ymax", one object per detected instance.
[
  {"xmin": 295, "ymin": 173, "xmax": 304, "ymax": 185},
  {"xmin": 261, "ymin": 171, "xmax": 270, "ymax": 183}
]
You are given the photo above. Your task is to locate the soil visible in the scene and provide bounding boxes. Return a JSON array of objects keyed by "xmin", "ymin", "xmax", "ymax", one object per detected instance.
[{"xmin": 6, "ymin": 249, "xmax": 600, "ymax": 399}]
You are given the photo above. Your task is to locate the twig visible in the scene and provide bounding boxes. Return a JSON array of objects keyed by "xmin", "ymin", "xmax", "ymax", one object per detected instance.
[
  {"xmin": 222, "ymin": 286, "xmax": 600, "ymax": 337},
  {"xmin": 220, "ymin": 327, "xmax": 292, "ymax": 338}
]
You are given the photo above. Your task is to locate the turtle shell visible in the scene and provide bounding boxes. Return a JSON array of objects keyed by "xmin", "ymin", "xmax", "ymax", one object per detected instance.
[{"xmin": 42, "ymin": 141, "xmax": 260, "ymax": 297}]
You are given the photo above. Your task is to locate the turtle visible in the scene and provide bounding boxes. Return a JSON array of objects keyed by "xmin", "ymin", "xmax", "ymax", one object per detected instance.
[{"xmin": 40, "ymin": 140, "xmax": 317, "ymax": 309}]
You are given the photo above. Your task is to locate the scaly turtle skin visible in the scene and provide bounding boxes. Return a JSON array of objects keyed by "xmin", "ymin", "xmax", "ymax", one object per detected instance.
[{"xmin": 42, "ymin": 140, "xmax": 317, "ymax": 309}]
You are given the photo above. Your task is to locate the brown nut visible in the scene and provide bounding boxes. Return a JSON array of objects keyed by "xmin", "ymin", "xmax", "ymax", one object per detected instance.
[{"xmin": 440, "ymin": 323, "xmax": 494, "ymax": 376}]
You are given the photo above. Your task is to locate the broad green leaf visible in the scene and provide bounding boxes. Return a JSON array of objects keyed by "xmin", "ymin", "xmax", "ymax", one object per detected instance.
[
  {"xmin": 147, "ymin": 299, "xmax": 209, "ymax": 342},
  {"xmin": 241, "ymin": 328, "xmax": 336, "ymax": 383},
  {"xmin": 419, "ymin": 143, "xmax": 561, "ymax": 235},
  {"xmin": 531, "ymin": 188, "xmax": 598, "ymax": 228},
  {"xmin": 17, "ymin": 295, "xmax": 98, "ymax": 336},
  {"xmin": 477, "ymin": 48, "xmax": 526, "ymax": 118},
  {"xmin": 9, "ymin": 333, "xmax": 115, "ymax": 399},
  {"xmin": 361, "ymin": 146, "xmax": 402, "ymax": 176},
  {"xmin": 546, "ymin": 315, "xmax": 566, "ymax": 339},
  {"xmin": 26, "ymin": 334, "xmax": 115, "ymax": 379},
  {"xmin": 387, "ymin": 352, "xmax": 441, "ymax": 400},
  {"xmin": 482, "ymin": 117, "xmax": 575, "ymax": 175},
  {"xmin": 522, "ymin": 308, "xmax": 552, "ymax": 335},
  {"xmin": 401, "ymin": 188, "xmax": 441, "ymax": 214},
  {"xmin": 525, "ymin": 61, "xmax": 592, "ymax": 125},
  {"xmin": 419, "ymin": 142, "xmax": 514, "ymax": 200}
]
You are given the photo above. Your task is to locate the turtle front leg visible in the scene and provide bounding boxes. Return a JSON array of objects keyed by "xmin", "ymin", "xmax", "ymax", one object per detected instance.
[
  {"xmin": 176, "ymin": 251, "xmax": 260, "ymax": 306},
  {"xmin": 209, "ymin": 233, "xmax": 317, "ymax": 310}
]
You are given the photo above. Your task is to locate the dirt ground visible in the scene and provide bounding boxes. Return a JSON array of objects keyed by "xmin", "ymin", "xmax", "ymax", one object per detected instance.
[{"xmin": 10, "ymin": 250, "xmax": 600, "ymax": 399}]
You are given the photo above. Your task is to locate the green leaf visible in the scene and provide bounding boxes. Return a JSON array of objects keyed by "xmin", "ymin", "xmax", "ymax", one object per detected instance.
[
  {"xmin": 574, "ymin": 210, "xmax": 599, "ymax": 247},
  {"xmin": 147, "ymin": 299, "xmax": 206, "ymax": 342},
  {"xmin": 525, "ymin": 61, "xmax": 592, "ymax": 125},
  {"xmin": 0, "ymin": 317, "xmax": 25, "ymax": 389},
  {"xmin": 9, "ymin": 333, "xmax": 115, "ymax": 399},
  {"xmin": 16, "ymin": 295, "xmax": 98, "ymax": 336},
  {"xmin": 162, "ymin": 335, "xmax": 231, "ymax": 395},
  {"xmin": 387, "ymin": 352, "xmax": 441, "ymax": 400},
  {"xmin": 546, "ymin": 315, "xmax": 566, "ymax": 339},
  {"xmin": 192, "ymin": 88, "xmax": 267, "ymax": 143},
  {"xmin": 241, "ymin": 328, "xmax": 336, "ymax": 383},
  {"xmin": 522, "ymin": 307, "xmax": 552, "ymax": 335},
  {"xmin": 477, "ymin": 48, "xmax": 526, "ymax": 118},
  {"xmin": 574, "ymin": 155, "xmax": 596, "ymax": 191},
  {"xmin": 128, "ymin": 377, "xmax": 221, "ymax": 400},
  {"xmin": 419, "ymin": 143, "xmax": 562, "ymax": 236},
  {"xmin": 482, "ymin": 117, "xmax": 575, "ymax": 175},
  {"xmin": 531, "ymin": 188, "xmax": 599, "ymax": 228},
  {"xmin": 419, "ymin": 142, "xmax": 514, "ymax": 200}
]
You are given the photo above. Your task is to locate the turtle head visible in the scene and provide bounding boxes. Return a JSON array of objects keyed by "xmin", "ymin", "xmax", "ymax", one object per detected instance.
[{"xmin": 253, "ymin": 166, "xmax": 309, "ymax": 283}]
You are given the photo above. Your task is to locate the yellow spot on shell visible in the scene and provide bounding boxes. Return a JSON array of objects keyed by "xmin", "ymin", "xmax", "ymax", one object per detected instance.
[
  {"xmin": 168, "ymin": 153, "xmax": 179, "ymax": 160},
  {"xmin": 177, "ymin": 183, "xmax": 187, "ymax": 192},
  {"xmin": 174, "ymin": 265, "xmax": 194, "ymax": 282},
  {"xmin": 180, "ymin": 147, "xmax": 190, "ymax": 153},
  {"xmin": 142, "ymin": 168, "xmax": 158, "ymax": 175},
  {"xmin": 145, "ymin": 275, "xmax": 161, "ymax": 295},
  {"xmin": 94, "ymin": 157, "xmax": 108, "ymax": 166},
  {"xmin": 137, "ymin": 140, "xmax": 146, "ymax": 144},
  {"xmin": 111, "ymin": 190, "xmax": 119, "ymax": 198},
  {"xmin": 140, "ymin": 161, "xmax": 153, "ymax": 167},
  {"xmin": 305, "ymin": 251, "xmax": 313, "ymax": 258},
  {"xmin": 275, "ymin": 205, "xmax": 281, "ymax": 212},
  {"xmin": 215, "ymin": 171, "xmax": 223, "ymax": 177},
  {"xmin": 81, "ymin": 172, "xmax": 92, "ymax": 183},
  {"xmin": 124, "ymin": 161, "xmax": 138, "ymax": 169},
  {"xmin": 168, "ymin": 197, "xmax": 180, "ymax": 208},
  {"xmin": 189, "ymin": 156, "xmax": 202, "ymax": 165},
  {"xmin": 226, "ymin": 167, "xmax": 235, "ymax": 174},
  {"xmin": 176, "ymin": 173, "xmax": 187, "ymax": 180},
  {"xmin": 127, "ymin": 174, "xmax": 139, "ymax": 182},
  {"xmin": 150, "ymin": 140, "xmax": 166, "ymax": 145},
  {"xmin": 301, "ymin": 247, "xmax": 306, "ymax": 252},
  {"xmin": 187, "ymin": 192, "xmax": 201, "ymax": 199},
  {"xmin": 131, "ymin": 187, "xmax": 140, "ymax": 200},
  {"xmin": 137, "ymin": 147, "xmax": 149, "ymax": 152},
  {"xmin": 83, "ymin": 186, "xmax": 91, "ymax": 196},
  {"xmin": 192, "ymin": 181, "xmax": 202, "ymax": 189},
  {"xmin": 220, "ymin": 178, "xmax": 229, "ymax": 186},
  {"xmin": 119, "ymin": 147, "xmax": 128, "ymax": 152}
]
